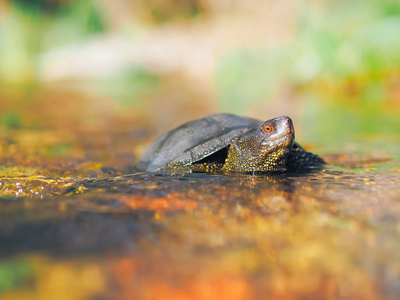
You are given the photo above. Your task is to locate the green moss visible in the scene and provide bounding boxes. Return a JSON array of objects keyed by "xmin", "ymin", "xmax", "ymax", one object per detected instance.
[
  {"xmin": 0, "ymin": 111, "xmax": 21, "ymax": 129},
  {"xmin": 0, "ymin": 259, "xmax": 33, "ymax": 293}
]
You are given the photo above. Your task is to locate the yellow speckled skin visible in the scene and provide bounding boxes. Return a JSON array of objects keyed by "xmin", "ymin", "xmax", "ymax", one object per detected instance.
[{"xmin": 222, "ymin": 137, "xmax": 291, "ymax": 173}]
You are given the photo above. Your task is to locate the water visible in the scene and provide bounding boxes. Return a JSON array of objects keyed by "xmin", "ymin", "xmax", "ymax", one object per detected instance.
[{"xmin": 1, "ymin": 161, "xmax": 399, "ymax": 299}]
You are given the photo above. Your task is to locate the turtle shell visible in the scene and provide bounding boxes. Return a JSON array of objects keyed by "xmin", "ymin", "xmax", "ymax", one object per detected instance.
[{"xmin": 136, "ymin": 113, "xmax": 262, "ymax": 171}]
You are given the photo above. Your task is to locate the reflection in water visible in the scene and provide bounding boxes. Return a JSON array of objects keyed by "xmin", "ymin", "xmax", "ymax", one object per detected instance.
[{"xmin": 0, "ymin": 168, "xmax": 400, "ymax": 299}]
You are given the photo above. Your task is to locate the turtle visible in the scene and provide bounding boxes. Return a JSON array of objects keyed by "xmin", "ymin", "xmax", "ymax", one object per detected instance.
[{"xmin": 136, "ymin": 113, "xmax": 325, "ymax": 173}]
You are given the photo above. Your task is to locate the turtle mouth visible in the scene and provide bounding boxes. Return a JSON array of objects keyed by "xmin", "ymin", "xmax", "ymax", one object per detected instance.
[
  {"xmin": 280, "ymin": 132, "xmax": 295, "ymax": 148},
  {"xmin": 261, "ymin": 131, "xmax": 294, "ymax": 148}
]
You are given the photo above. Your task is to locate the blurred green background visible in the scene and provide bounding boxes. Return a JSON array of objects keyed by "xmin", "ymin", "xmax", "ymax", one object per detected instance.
[{"xmin": 0, "ymin": 0, "xmax": 399, "ymax": 151}]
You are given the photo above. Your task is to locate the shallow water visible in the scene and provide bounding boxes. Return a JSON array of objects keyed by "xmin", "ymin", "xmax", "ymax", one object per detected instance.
[{"xmin": 1, "ymin": 160, "xmax": 400, "ymax": 299}]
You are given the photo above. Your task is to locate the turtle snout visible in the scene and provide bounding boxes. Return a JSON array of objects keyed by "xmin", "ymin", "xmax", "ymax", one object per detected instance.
[
  {"xmin": 274, "ymin": 116, "xmax": 295, "ymax": 138},
  {"xmin": 285, "ymin": 117, "xmax": 295, "ymax": 137}
]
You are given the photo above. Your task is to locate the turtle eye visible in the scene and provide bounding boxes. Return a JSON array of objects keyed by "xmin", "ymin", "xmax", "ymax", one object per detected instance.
[{"xmin": 263, "ymin": 124, "xmax": 274, "ymax": 133}]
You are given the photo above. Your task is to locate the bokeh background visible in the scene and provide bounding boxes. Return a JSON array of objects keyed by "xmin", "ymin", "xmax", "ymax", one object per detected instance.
[{"xmin": 1, "ymin": 0, "xmax": 399, "ymax": 152}]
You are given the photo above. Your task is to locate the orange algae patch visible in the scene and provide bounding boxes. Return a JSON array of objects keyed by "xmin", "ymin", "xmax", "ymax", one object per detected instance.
[
  {"xmin": 143, "ymin": 275, "xmax": 251, "ymax": 300},
  {"xmin": 109, "ymin": 258, "xmax": 252, "ymax": 300},
  {"xmin": 120, "ymin": 193, "xmax": 198, "ymax": 211}
]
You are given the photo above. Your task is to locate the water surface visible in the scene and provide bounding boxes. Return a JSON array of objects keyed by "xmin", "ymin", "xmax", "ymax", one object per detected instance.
[{"xmin": 1, "ymin": 154, "xmax": 399, "ymax": 299}]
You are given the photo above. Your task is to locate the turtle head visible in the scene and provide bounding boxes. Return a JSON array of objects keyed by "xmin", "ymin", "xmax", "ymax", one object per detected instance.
[
  {"xmin": 256, "ymin": 115, "xmax": 295, "ymax": 152},
  {"xmin": 224, "ymin": 116, "xmax": 295, "ymax": 172}
]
